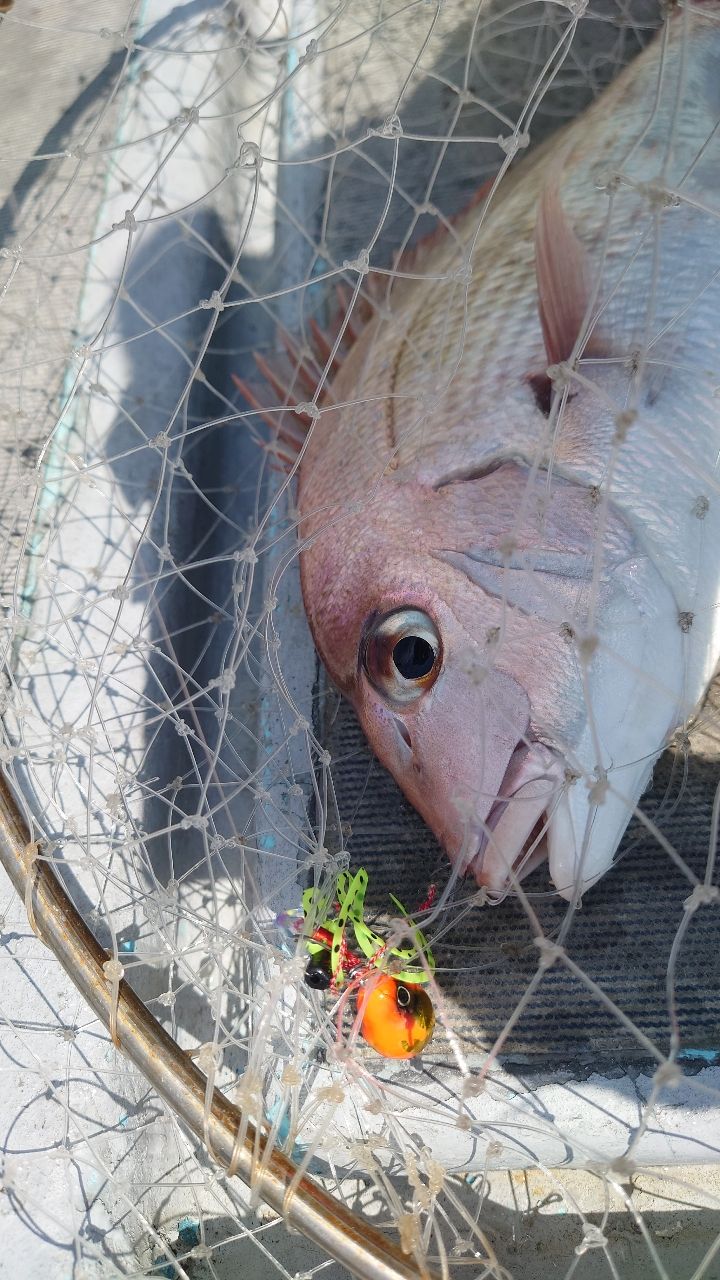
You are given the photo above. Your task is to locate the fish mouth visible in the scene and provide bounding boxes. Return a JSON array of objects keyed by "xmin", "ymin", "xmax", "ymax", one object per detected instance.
[{"xmin": 467, "ymin": 743, "xmax": 566, "ymax": 895}]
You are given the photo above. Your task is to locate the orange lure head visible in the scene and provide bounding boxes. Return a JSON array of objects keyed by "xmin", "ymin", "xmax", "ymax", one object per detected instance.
[{"xmin": 357, "ymin": 975, "xmax": 435, "ymax": 1059}]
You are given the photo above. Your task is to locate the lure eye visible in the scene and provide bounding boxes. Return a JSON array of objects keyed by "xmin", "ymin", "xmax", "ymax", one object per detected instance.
[
  {"xmin": 304, "ymin": 950, "xmax": 332, "ymax": 990},
  {"xmin": 357, "ymin": 975, "xmax": 435, "ymax": 1059},
  {"xmin": 395, "ymin": 983, "xmax": 413, "ymax": 1010},
  {"xmin": 363, "ymin": 609, "xmax": 441, "ymax": 705}
]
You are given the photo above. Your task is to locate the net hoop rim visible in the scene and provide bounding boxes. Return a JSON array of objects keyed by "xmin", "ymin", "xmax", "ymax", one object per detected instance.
[{"xmin": 0, "ymin": 770, "xmax": 437, "ymax": 1280}]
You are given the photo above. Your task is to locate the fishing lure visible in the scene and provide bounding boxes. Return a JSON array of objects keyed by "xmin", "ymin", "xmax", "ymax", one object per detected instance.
[{"xmin": 298, "ymin": 868, "xmax": 436, "ymax": 1060}]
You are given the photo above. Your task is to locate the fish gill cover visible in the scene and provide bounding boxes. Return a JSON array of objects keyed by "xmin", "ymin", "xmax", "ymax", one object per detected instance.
[{"xmin": 0, "ymin": 0, "xmax": 720, "ymax": 1277}]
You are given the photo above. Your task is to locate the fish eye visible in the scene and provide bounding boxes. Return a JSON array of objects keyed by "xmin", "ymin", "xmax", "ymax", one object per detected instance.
[{"xmin": 363, "ymin": 608, "xmax": 442, "ymax": 704}]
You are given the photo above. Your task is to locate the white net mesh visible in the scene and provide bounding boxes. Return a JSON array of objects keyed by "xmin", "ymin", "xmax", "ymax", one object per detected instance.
[{"xmin": 2, "ymin": 0, "xmax": 720, "ymax": 1277}]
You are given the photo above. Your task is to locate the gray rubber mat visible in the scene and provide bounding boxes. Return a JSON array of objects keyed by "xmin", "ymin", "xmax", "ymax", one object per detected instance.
[{"xmin": 316, "ymin": 668, "xmax": 720, "ymax": 1068}]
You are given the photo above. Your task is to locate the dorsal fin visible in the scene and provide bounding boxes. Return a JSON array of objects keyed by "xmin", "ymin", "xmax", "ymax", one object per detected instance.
[
  {"xmin": 233, "ymin": 175, "xmax": 499, "ymax": 468},
  {"xmin": 535, "ymin": 176, "xmax": 601, "ymax": 367}
]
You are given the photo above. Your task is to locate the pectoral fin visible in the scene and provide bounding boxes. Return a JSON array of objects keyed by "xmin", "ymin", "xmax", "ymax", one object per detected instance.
[{"xmin": 535, "ymin": 173, "xmax": 607, "ymax": 368}]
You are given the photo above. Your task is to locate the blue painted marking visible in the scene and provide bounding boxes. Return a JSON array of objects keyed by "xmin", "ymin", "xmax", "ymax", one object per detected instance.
[
  {"xmin": 258, "ymin": 833, "xmax": 277, "ymax": 851},
  {"xmin": 177, "ymin": 1217, "xmax": 201, "ymax": 1250},
  {"xmin": 265, "ymin": 1098, "xmax": 325, "ymax": 1175},
  {"xmin": 151, "ymin": 1258, "xmax": 175, "ymax": 1279},
  {"xmin": 678, "ymin": 1048, "xmax": 720, "ymax": 1064},
  {"xmin": 120, "ymin": 939, "xmax": 136, "ymax": 953}
]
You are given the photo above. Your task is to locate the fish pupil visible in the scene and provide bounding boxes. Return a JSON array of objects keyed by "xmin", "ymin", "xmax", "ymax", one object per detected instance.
[{"xmin": 393, "ymin": 635, "xmax": 435, "ymax": 680}]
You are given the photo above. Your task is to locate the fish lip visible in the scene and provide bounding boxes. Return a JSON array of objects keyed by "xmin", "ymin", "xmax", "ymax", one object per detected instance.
[{"xmin": 467, "ymin": 742, "xmax": 566, "ymax": 889}]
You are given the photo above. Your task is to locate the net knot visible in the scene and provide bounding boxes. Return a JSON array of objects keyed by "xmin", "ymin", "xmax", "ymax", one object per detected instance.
[
  {"xmin": 281, "ymin": 1064, "xmax": 303, "ymax": 1087},
  {"xmin": 318, "ymin": 1083, "xmax": 345, "ymax": 1104},
  {"xmin": 684, "ymin": 884, "xmax": 719, "ymax": 912},
  {"xmin": 576, "ymin": 1226, "xmax": 607, "ymax": 1255},
  {"xmin": 213, "ymin": 669, "xmax": 235, "ymax": 693},
  {"xmin": 199, "ymin": 290, "xmax": 224, "ymax": 311},
  {"xmin": 342, "ymin": 249, "xmax": 370, "ymax": 276},
  {"xmin": 112, "ymin": 210, "xmax": 136, "ymax": 233},
  {"xmin": 638, "ymin": 180, "xmax": 681, "ymax": 211},
  {"xmin": 398, "ymin": 1212, "xmax": 422, "ymax": 1255},
  {"xmin": 461, "ymin": 1075, "xmax": 485, "ymax": 1098},
  {"xmin": 546, "ymin": 360, "xmax": 573, "ymax": 389},
  {"xmin": 614, "ymin": 408, "xmax": 636, "ymax": 443},
  {"xmin": 180, "ymin": 814, "xmax": 208, "ymax": 830},
  {"xmin": 294, "ymin": 401, "xmax": 321, "ymax": 420},
  {"xmin": 498, "ymin": 132, "xmax": 529, "ymax": 156},
  {"xmin": 378, "ymin": 113, "xmax": 403, "ymax": 139},
  {"xmin": 588, "ymin": 771, "xmax": 609, "ymax": 805},
  {"xmin": 196, "ymin": 1043, "xmax": 221, "ymax": 1074},
  {"xmin": 237, "ymin": 139, "xmax": 263, "ymax": 169},
  {"xmin": 23, "ymin": 841, "xmax": 42, "ymax": 939},
  {"xmin": 102, "ymin": 959, "xmax": 125, "ymax": 983},
  {"xmin": 654, "ymin": 1061, "xmax": 683, "ymax": 1088},
  {"xmin": 593, "ymin": 167, "xmax": 623, "ymax": 194},
  {"xmin": 535, "ymin": 938, "xmax": 564, "ymax": 969},
  {"xmin": 576, "ymin": 631, "xmax": 599, "ymax": 661}
]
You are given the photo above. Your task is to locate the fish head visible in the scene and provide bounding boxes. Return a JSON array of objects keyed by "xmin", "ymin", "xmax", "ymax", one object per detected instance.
[
  {"xmin": 295, "ymin": 150, "xmax": 688, "ymax": 901},
  {"xmin": 300, "ymin": 449, "xmax": 684, "ymax": 901}
]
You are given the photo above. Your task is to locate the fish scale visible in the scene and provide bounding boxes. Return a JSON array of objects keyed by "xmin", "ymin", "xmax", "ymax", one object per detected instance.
[{"xmin": 263, "ymin": 5, "xmax": 720, "ymax": 900}]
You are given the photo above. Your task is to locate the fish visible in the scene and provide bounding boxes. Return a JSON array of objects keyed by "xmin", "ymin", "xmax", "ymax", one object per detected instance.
[{"xmin": 238, "ymin": 5, "xmax": 720, "ymax": 902}]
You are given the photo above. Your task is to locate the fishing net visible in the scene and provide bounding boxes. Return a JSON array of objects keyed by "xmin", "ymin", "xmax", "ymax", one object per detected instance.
[{"xmin": 1, "ymin": 0, "xmax": 720, "ymax": 1277}]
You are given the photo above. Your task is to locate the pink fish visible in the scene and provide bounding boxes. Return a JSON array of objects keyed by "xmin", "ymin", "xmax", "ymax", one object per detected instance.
[{"xmin": 240, "ymin": 6, "xmax": 720, "ymax": 901}]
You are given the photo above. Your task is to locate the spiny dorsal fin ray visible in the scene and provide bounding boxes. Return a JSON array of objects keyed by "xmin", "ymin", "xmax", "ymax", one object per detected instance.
[
  {"xmin": 253, "ymin": 351, "xmax": 310, "ymax": 415},
  {"xmin": 231, "ymin": 372, "xmax": 307, "ymax": 463},
  {"xmin": 280, "ymin": 331, "xmax": 327, "ymax": 400},
  {"xmin": 235, "ymin": 175, "xmax": 500, "ymax": 468},
  {"xmin": 232, "ymin": 295, "xmax": 356, "ymax": 469}
]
